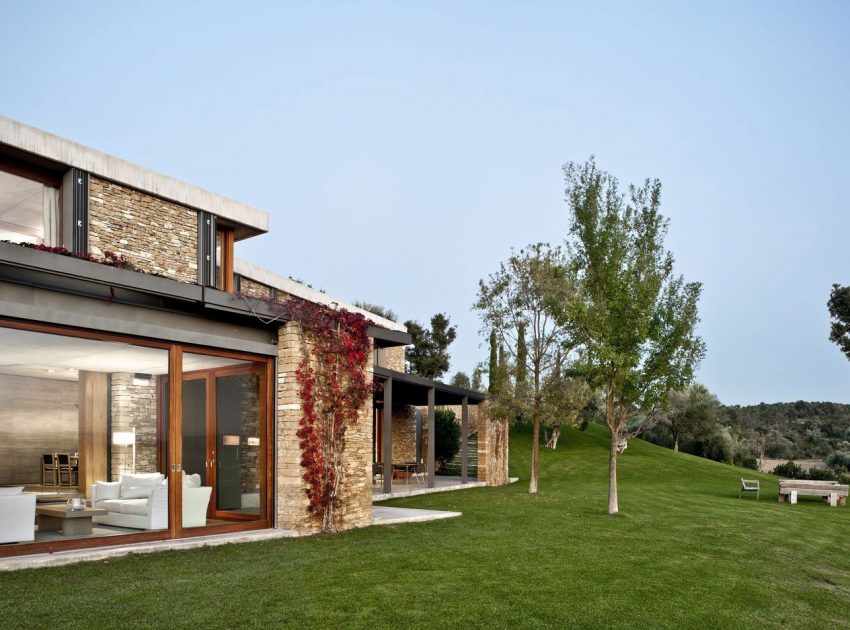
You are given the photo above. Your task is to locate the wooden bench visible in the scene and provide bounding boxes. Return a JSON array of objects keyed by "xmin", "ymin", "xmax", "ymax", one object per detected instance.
[
  {"xmin": 778, "ymin": 480, "xmax": 848, "ymax": 507},
  {"xmin": 739, "ymin": 478, "xmax": 760, "ymax": 500}
]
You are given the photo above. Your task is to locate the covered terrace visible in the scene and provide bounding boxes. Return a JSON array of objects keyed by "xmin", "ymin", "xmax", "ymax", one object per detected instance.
[{"xmin": 372, "ymin": 366, "xmax": 487, "ymax": 497}]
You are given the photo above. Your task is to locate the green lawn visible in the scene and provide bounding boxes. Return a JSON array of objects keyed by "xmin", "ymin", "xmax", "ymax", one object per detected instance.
[{"xmin": 3, "ymin": 425, "xmax": 850, "ymax": 629}]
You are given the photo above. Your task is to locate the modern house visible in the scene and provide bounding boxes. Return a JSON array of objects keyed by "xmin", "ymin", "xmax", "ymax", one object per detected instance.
[{"xmin": 0, "ymin": 116, "xmax": 509, "ymax": 558}]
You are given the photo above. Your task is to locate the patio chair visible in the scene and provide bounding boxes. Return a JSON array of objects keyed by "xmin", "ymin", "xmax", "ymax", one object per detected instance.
[
  {"xmin": 740, "ymin": 478, "xmax": 760, "ymax": 500},
  {"xmin": 411, "ymin": 461, "xmax": 426, "ymax": 486},
  {"xmin": 372, "ymin": 462, "xmax": 383, "ymax": 487}
]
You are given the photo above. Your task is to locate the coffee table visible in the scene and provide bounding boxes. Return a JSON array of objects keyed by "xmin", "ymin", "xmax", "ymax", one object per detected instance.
[{"xmin": 36, "ymin": 504, "xmax": 108, "ymax": 536}]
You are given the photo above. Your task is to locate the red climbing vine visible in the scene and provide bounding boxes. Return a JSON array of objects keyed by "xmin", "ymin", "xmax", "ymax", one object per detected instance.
[
  {"xmin": 239, "ymin": 294, "xmax": 373, "ymax": 532},
  {"xmin": 291, "ymin": 301, "xmax": 372, "ymax": 531}
]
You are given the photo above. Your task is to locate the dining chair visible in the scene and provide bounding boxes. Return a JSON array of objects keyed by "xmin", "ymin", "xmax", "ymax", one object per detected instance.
[
  {"xmin": 41, "ymin": 453, "xmax": 58, "ymax": 486},
  {"xmin": 56, "ymin": 453, "xmax": 76, "ymax": 487}
]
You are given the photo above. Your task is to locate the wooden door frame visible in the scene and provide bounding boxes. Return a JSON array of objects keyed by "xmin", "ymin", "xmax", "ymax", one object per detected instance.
[{"xmin": 0, "ymin": 316, "xmax": 275, "ymax": 558}]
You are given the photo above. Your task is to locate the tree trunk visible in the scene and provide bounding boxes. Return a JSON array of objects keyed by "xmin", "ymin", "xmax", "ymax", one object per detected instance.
[
  {"xmin": 544, "ymin": 424, "xmax": 561, "ymax": 449},
  {"xmin": 530, "ymin": 415, "xmax": 539, "ymax": 494},
  {"xmin": 673, "ymin": 432, "xmax": 679, "ymax": 452},
  {"xmin": 606, "ymin": 385, "xmax": 618, "ymax": 515},
  {"xmin": 608, "ymin": 429, "xmax": 619, "ymax": 515}
]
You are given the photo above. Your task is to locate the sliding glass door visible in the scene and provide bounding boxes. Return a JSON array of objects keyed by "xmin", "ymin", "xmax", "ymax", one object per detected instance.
[{"xmin": 180, "ymin": 360, "xmax": 267, "ymax": 525}]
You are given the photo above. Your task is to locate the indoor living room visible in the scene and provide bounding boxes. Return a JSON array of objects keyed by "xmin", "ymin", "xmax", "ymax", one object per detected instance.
[{"xmin": 0, "ymin": 321, "xmax": 271, "ymax": 552}]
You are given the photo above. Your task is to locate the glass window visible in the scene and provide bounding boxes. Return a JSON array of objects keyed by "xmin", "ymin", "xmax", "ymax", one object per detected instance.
[
  {"xmin": 0, "ymin": 169, "xmax": 59, "ymax": 245},
  {"xmin": 0, "ymin": 325, "xmax": 169, "ymax": 547}
]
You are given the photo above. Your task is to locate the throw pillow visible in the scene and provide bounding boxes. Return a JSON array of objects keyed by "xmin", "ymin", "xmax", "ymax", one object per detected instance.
[
  {"xmin": 182, "ymin": 473, "xmax": 201, "ymax": 488},
  {"xmin": 0, "ymin": 486, "xmax": 24, "ymax": 496},
  {"xmin": 94, "ymin": 481, "xmax": 120, "ymax": 501}
]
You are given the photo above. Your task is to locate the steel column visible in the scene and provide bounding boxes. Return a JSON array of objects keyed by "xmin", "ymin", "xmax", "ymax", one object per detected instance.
[
  {"xmin": 427, "ymin": 387, "xmax": 435, "ymax": 488},
  {"xmin": 382, "ymin": 378, "xmax": 393, "ymax": 494},
  {"xmin": 461, "ymin": 396, "xmax": 468, "ymax": 484}
]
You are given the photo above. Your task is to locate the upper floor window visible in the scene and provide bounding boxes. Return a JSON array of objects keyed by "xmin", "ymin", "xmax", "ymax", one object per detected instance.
[
  {"xmin": 0, "ymin": 168, "xmax": 60, "ymax": 245},
  {"xmin": 214, "ymin": 227, "xmax": 234, "ymax": 291}
]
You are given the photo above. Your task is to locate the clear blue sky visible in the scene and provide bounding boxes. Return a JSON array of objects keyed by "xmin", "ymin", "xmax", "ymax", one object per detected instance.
[{"xmin": 2, "ymin": 1, "xmax": 848, "ymax": 405}]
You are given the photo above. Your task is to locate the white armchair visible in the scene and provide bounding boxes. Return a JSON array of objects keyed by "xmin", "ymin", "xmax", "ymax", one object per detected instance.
[{"xmin": 0, "ymin": 491, "xmax": 36, "ymax": 543}]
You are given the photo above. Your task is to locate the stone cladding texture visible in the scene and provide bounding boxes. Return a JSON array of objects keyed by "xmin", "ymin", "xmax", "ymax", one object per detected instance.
[
  {"xmin": 239, "ymin": 277, "xmax": 272, "ymax": 299},
  {"xmin": 382, "ymin": 346, "xmax": 406, "ymax": 372},
  {"xmin": 391, "ymin": 406, "xmax": 416, "ymax": 462},
  {"xmin": 89, "ymin": 176, "xmax": 198, "ymax": 283},
  {"xmin": 276, "ymin": 321, "xmax": 373, "ymax": 533},
  {"xmin": 110, "ymin": 373, "xmax": 158, "ymax": 479}
]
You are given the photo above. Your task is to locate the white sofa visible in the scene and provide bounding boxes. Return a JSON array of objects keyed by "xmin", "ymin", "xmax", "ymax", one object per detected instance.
[
  {"xmin": 91, "ymin": 473, "xmax": 212, "ymax": 530},
  {"xmin": 0, "ymin": 488, "xmax": 36, "ymax": 543}
]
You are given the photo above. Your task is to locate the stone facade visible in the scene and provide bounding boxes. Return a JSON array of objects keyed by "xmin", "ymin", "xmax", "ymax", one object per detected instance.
[
  {"xmin": 276, "ymin": 321, "xmax": 373, "ymax": 533},
  {"xmin": 238, "ymin": 277, "xmax": 273, "ymax": 299},
  {"xmin": 391, "ymin": 406, "xmax": 417, "ymax": 462},
  {"xmin": 89, "ymin": 176, "xmax": 198, "ymax": 283},
  {"xmin": 382, "ymin": 346, "xmax": 406, "ymax": 372},
  {"xmin": 476, "ymin": 404, "xmax": 509, "ymax": 486},
  {"xmin": 109, "ymin": 373, "xmax": 158, "ymax": 479}
]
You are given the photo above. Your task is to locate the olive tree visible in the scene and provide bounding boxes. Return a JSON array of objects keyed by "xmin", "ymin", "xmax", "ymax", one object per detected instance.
[{"xmin": 474, "ymin": 243, "xmax": 573, "ymax": 494}]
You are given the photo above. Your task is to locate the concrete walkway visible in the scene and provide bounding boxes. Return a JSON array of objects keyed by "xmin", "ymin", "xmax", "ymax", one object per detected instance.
[
  {"xmin": 372, "ymin": 476, "xmax": 487, "ymax": 501},
  {"xmin": 372, "ymin": 506, "xmax": 462, "ymax": 526},
  {"xmin": 0, "ymin": 528, "xmax": 298, "ymax": 572}
]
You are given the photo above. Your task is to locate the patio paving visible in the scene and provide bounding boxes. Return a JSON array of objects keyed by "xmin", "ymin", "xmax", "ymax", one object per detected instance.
[
  {"xmin": 371, "ymin": 506, "xmax": 461, "ymax": 526},
  {"xmin": 372, "ymin": 475, "xmax": 487, "ymax": 502}
]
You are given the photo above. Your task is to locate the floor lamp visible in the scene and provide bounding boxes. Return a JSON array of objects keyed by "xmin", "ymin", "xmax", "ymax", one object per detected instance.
[{"xmin": 113, "ymin": 428, "xmax": 136, "ymax": 475}]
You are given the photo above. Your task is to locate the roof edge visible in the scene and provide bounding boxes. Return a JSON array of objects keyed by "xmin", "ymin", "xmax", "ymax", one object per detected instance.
[
  {"xmin": 234, "ymin": 258, "xmax": 408, "ymax": 333},
  {"xmin": 0, "ymin": 116, "xmax": 269, "ymax": 235}
]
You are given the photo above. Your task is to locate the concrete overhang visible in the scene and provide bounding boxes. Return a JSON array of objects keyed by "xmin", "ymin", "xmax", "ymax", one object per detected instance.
[
  {"xmin": 0, "ymin": 116, "xmax": 269, "ymax": 239},
  {"xmin": 372, "ymin": 366, "xmax": 487, "ymax": 405},
  {"xmin": 234, "ymin": 259, "xmax": 409, "ymax": 338}
]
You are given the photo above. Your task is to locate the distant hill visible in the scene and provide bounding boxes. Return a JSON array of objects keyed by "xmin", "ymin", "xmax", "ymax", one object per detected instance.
[{"xmin": 722, "ymin": 401, "xmax": 850, "ymax": 459}]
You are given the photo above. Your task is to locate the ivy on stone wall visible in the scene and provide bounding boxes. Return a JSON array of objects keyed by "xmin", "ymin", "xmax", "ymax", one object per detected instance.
[{"xmin": 240, "ymin": 293, "xmax": 372, "ymax": 532}]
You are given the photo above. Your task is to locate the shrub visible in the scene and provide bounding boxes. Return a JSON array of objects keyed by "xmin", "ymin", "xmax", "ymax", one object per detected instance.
[
  {"xmin": 773, "ymin": 460, "xmax": 804, "ymax": 479},
  {"xmin": 827, "ymin": 450, "xmax": 850, "ymax": 472},
  {"xmin": 740, "ymin": 456, "xmax": 759, "ymax": 470},
  {"xmin": 805, "ymin": 467, "xmax": 837, "ymax": 481},
  {"xmin": 434, "ymin": 409, "xmax": 461, "ymax": 469}
]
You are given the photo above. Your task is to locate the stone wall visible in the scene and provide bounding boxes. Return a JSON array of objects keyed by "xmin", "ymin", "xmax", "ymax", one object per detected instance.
[
  {"xmin": 89, "ymin": 176, "xmax": 198, "ymax": 283},
  {"xmin": 391, "ymin": 406, "xmax": 417, "ymax": 462},
  {"xmin": 109, "ymin": 373, "xmax": 158, "ymax": 479},
  {"xmin": 476, "ymin": 404, "xmax": 509, "ymax": 486},
  {"xmin": 382, "ymin": 346, "xmax": 406, "ymax": 372},
  {"xmin": 276, "ymin": 321, "xmax": 373, "ymax": 533},
  {"xmin": 239, "ymin": 277, "xmax": 273, "ymax": 299}
]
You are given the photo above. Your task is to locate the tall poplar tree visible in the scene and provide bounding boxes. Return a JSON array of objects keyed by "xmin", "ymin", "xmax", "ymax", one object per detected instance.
[{"xmin": 557, "ymin": 158, "xmax": 705, "ymax": 514}]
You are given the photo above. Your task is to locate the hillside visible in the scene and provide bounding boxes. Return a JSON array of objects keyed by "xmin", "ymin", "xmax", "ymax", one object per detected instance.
[
  {"xmin": 723, "ymin": 400, "xmax": 850, "ymax": 459},
  {"xmin": 2, "ymin": 425, "xmax": 850, "ymax": 628}
]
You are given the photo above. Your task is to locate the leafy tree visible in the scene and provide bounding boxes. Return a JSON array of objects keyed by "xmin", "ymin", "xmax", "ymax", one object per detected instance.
[
  {"xmin": 404, "ymin": 313, "xmax": 457, "ymax": 380},
  {"xmin": 450, "ymin": 371, "xmax": 472, "ymax": 389},
  {"xmin": 471, "ymin": 364, "xmax": 486, "ymax": 392},
  {"xmin": 828, "ymin": 284, "xmax": 850, "ymax": 360},
  {"xmin": 353, "ymin": 300, "xmax": 398, "ymax": 322},
  {"xmin": 542, "ymin": 350, "xmax": 591, "ymax": 449},
  {"xmin": 475, "ymin": 243, "xmax": 573, "ymax": 494},
  {"xmin": 664, "ymin": 384, "xmax": 719, "ymax": 452},
  {"xmin": 557, "ymin": 158, "xmax": 705, "ymax": 514},
  {"xmin": 434, "ymin": 408, "xmax": 461, "ymax": 469}
]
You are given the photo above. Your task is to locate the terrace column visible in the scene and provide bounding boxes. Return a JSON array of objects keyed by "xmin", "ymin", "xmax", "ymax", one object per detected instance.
[
  {"xmin": 382, "ymin": 377, "xmax": 393, "ymax": 494},
  {"xmin": 461, "ymin": 396, "xmax": 468, "ymax": 484},
  {"xmin": 427, "ymin": 387, "xmax": 435, "ymax": 488}
]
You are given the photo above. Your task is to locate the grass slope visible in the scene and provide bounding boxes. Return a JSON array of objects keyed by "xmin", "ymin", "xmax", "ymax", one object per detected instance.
[{"xmin": 3, "ymin": 425, "xmax": 850, "ymax": 629}]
